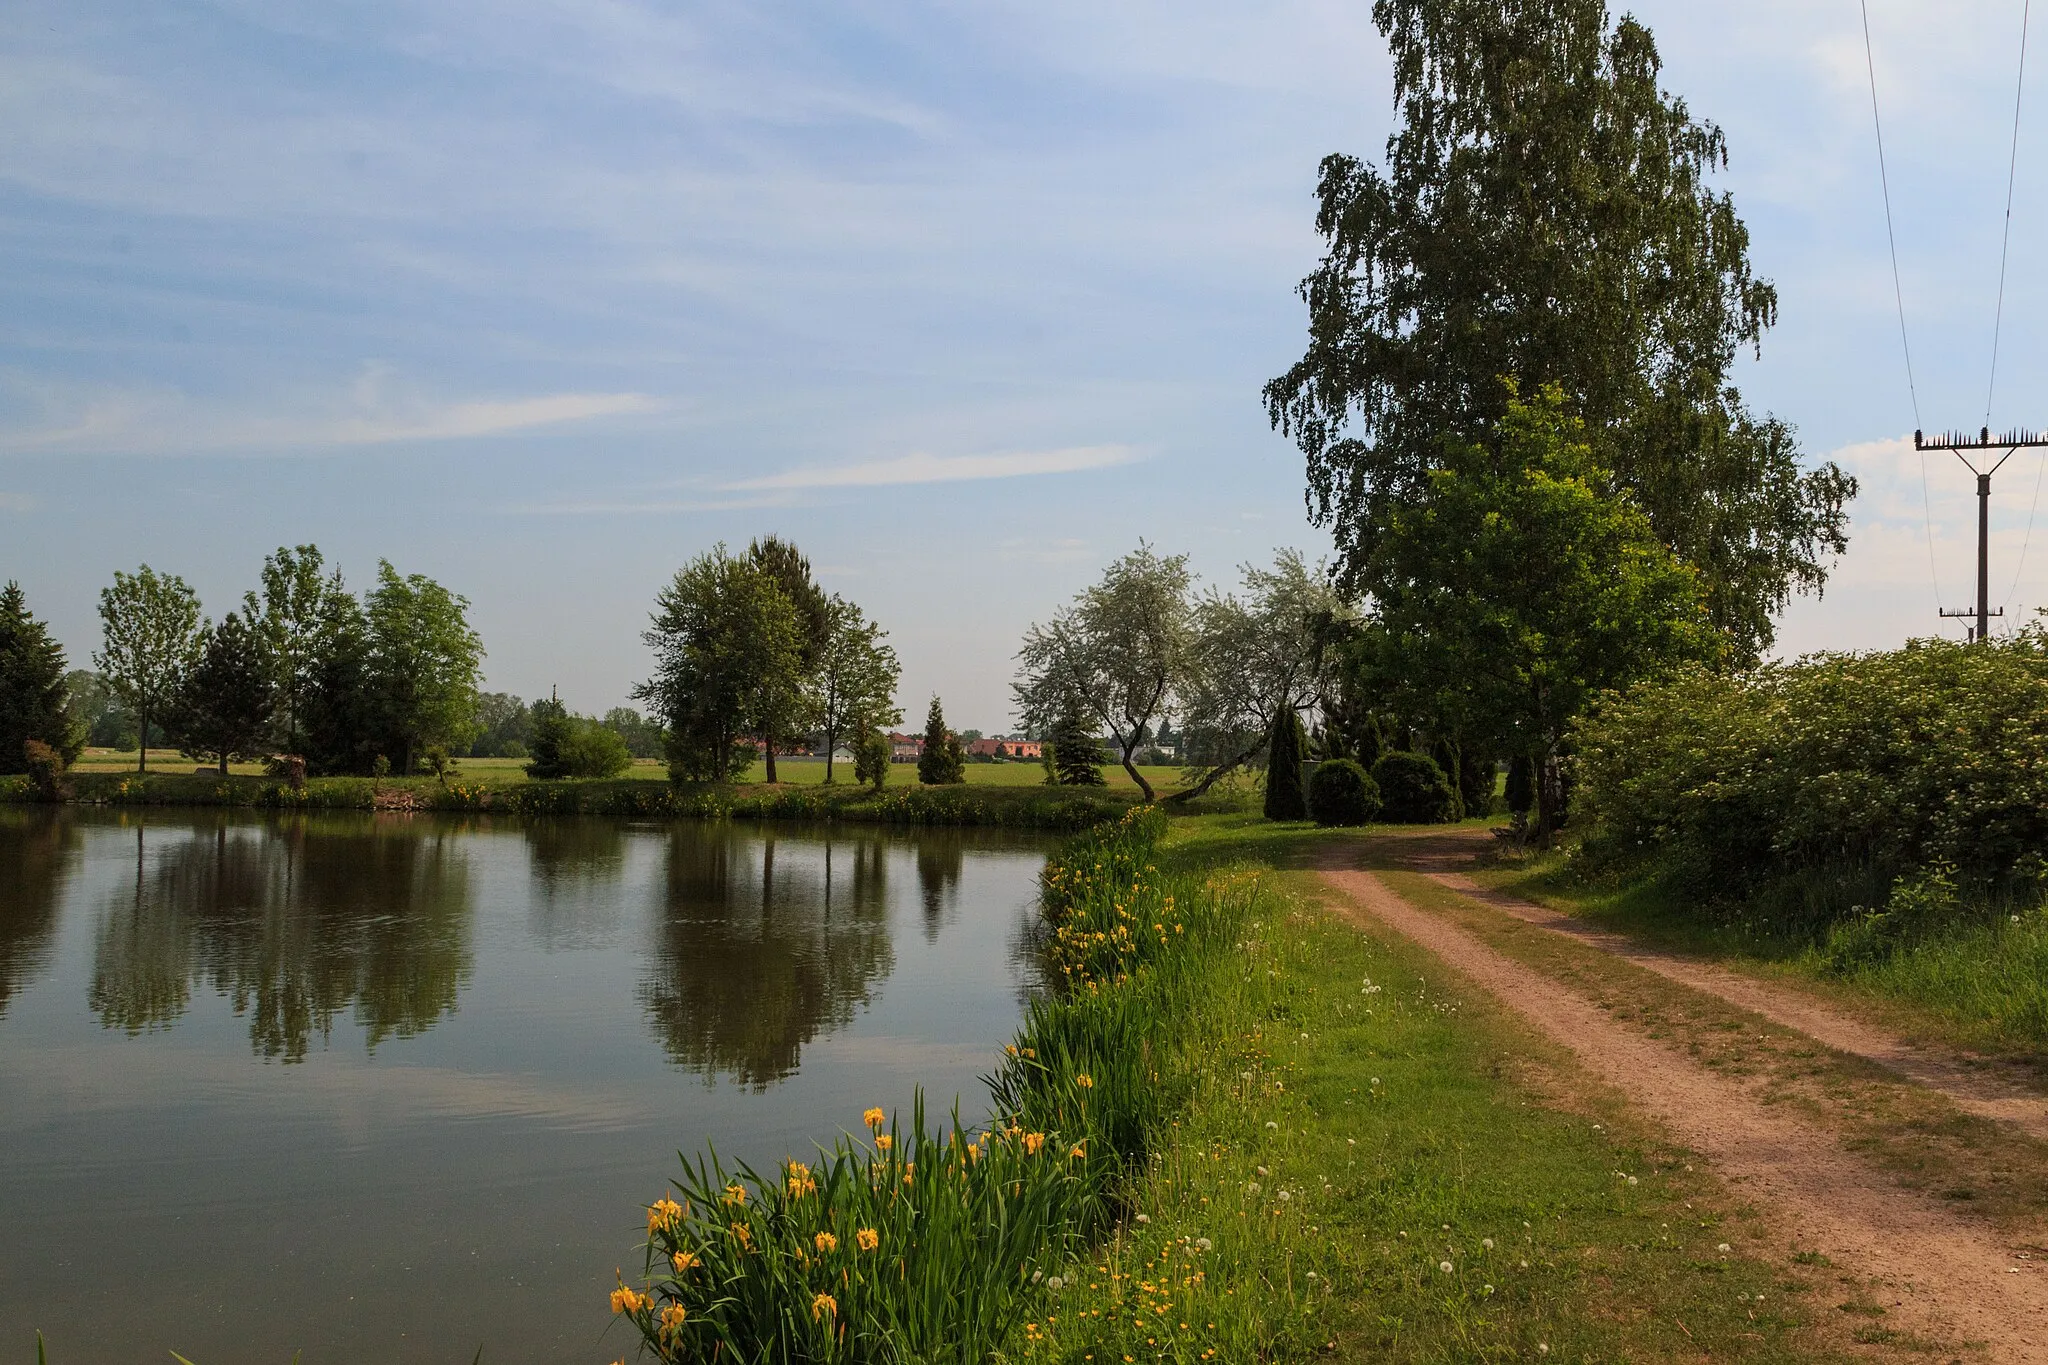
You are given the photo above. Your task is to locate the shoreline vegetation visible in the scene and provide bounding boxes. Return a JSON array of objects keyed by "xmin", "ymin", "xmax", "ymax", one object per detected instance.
[
  {"xmin": 601, "ymin": 810, "xmax": 1843, "ymax": 1364},
  {"xmin": 0, "ymin": 766, "xmax": 1142, "ymax": 830}
]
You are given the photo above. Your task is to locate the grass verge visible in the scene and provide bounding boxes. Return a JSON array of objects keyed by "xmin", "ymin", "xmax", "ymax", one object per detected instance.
[
  {"xmin": 0, "ymin": 770, "xmax": 1141, "ymax": 830},
  {"xmin": 1482, "ymin": 842, "xmax": 2048, "ymax": 1064},
  {"xmin": 604, "ymin": 812, "xmax": 1861, "ymax": 1364}
]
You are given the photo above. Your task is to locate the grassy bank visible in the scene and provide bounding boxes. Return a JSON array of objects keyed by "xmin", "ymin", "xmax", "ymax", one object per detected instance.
[
  {"xmin": 0, "ymin": 769, "xmax": 1138, "ymax": 830},
  {"xmin": 1483, "ymin": 845, "xmax": 2048, "ymax": 1059},
  {"xmin": 605, "ymin": 813, "xmax": 1853, "ymax": 1364}
]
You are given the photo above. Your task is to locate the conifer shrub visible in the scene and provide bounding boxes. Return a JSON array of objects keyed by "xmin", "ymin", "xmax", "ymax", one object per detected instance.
[
  {"xmin": 1504, "ymin": 755, "xmax": 1535, "ymax": 815},
  {"xmin": 1308, "ymin": 757, "xmax": 1379, "ymax": 826},
  {"xmin": 1370, "ymin": 751, "xmax": 1457, "ymax": 824},
  {"xmin": 525, "ymin": 695, "xmax": 573, "ymax": 779},
  {"xmin": 1262, "ymin": 707, "xmax": 1307, "ymax": 821},
  {"xmin": 1049, "ymin": 711, "xmax": 1107, "ymax": 787},
  {"xmin": 917, "ymin": 697, "xmax": 966, "ymax": 785}
]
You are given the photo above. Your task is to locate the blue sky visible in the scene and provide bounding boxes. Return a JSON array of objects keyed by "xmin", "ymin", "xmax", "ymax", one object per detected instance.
[{"xmin": 3, "ymin": 1, "xmax": 2044, "ymax": 728}]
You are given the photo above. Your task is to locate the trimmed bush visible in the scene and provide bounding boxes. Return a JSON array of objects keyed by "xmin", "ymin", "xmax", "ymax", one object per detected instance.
[
  {"xmin": 1308, "ymin": 758, "xmax": 1379, "ymax": 826},
  {"xmin": 1370, "ymin": 751, "xmax": 1457, "ymax": 824}
]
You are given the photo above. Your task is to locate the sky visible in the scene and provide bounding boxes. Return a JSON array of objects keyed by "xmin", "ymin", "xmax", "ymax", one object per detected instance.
[{"xmin": 3, "ymin": 0, "xmax": 2045, "ymax": 729}]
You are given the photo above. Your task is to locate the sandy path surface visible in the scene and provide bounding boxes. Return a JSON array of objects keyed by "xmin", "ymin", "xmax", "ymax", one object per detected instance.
[
  {"xmin": 1410, "ymin": 863, "xmax": 2048, "ymax": 1142},
  {"xmin": 1319, "ymin": 862, "xmax": 2048, "ymax": 1363}
]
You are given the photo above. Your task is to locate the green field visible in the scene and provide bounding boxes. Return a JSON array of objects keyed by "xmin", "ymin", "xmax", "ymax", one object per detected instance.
[{"xmin": 67, "ymin": 748, "xmax": 1191, "ymax": 792}]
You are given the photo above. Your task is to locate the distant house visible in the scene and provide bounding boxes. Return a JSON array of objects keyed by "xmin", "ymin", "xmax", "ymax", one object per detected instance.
[
  {"xmin": 968, "ymin": 735, "xmax": 1041, "ymax": 760},
  {"xmin": 888, "ymin": 732, "xmax": 923, "ymax": 763}
]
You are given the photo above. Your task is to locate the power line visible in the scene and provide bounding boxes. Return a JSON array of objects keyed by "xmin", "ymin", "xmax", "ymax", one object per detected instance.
[
  {"xmin": 1859, "ymin": 0, "xmax": 1943, "ymax": 611},
  {"xmin": 1986, "ymin": 0, "xmax": 2033, "ymax": 427},
  {"xmin": 1860, "ymin": 0, "xmax": 1923, "ymax": 433},
  {"xmin": 2004, "ymin": 447, "xmax": 2047, "ymax": 614}
]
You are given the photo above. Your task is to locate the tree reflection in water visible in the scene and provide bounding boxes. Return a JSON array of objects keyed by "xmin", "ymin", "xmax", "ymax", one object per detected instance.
[
  {"xmin": 915, "ymin": 836, "xmax": 965, "ymax": 942},
  {"xmin": 524, "ymin": 818, "xmax": 629, "ymax": 950},
  {"xmin": 641, "ymin": 827, "xmax": 908, "ymax": 1091},
  {"xmin": 0, "ymin": 808, "xmax": 78, "ymax": 1018},
  {"xmin": 88, "ymin": 815, "xmax": 474, "ymax": 1060}
]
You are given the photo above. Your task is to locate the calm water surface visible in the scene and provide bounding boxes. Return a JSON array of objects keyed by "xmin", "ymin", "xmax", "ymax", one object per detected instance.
[{"xmin": 0, "ymin": 807, "xmax": 1048, "ymax": 1363}]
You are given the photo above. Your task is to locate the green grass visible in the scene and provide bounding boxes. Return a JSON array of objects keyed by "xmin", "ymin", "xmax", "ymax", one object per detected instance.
[
  {"xmin": 602, "ymin": 813, "xmax": 1854, "ymax": 1364},
  {"xmin": 65, "ymin": 748, "xmax": 1186, "ymax": 791},
  {"xmin": 1484, "ymin": 846, "xmax": 2048, "ymax": 1059}
]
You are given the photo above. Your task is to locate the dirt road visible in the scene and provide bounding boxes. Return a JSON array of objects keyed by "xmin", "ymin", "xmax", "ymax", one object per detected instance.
[{"xmin": 1320, "ymin": 858, "xmax": 2048, "ymax": 1363}]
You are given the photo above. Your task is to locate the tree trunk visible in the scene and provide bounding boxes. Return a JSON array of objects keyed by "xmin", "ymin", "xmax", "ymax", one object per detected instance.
[
  {"xmin": 1534, "ymin": 750, "xmax": 1564, "ymax": 844},
  {"xmin": 823, "ymin": 724, "xmax": 836, "ymax": 784},
  {"xmin": 762, "ymin": 732, "xmax": 778, "ymax": 784},
  {"xmin": 138, "ymin": 702, "xmax": 148, "ymax": 772},
  {"xmin": 1120, "ymin": 741, "xmax": 1155, "ymax": 802},
  {"xmin": 1160, "ymin": 735, "xmax": 1267, "ymax": 805},
  {"xmin": 218, "ymin": 751, "xmax": 229, "ymax": 776}
]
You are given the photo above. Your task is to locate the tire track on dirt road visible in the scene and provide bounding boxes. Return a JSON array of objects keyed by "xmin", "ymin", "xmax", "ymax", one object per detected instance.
[
  {"xmin": 1413, "ymin": 865, "xmax": 2048, "ymax": 1143},
  {"xmin": 1320, "ymin": 862, "xmax": 2048, "ymax": 1363}
]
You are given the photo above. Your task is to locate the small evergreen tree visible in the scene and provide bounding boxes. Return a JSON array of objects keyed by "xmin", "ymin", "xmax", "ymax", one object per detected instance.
[
  {"xmin": 1504, "ymin": 754, "xmax": 1535, "ymax": 817},
  {"xmin": 1456, "ymin": 747, "xmax": 1496, "ymax": 817},
  {"xmin": 917, "ymin": 696, "xmax": 965, "ymax": 785},
  {"xmin": 1049, "ymin": 703, "xmax": 1107, "ymax": 786},
  {"xmin": 171, "ymin": 611, "xmax": 275, "ymax": 774},
  {"xmin": 1263, "ymin": 705, "xmax": 1308, "ymax": 820},
  {"xmin": 1428, "ymin": 737, "xmax": 1467, "ymax": 821},
  {"xmin": 0, "ymin": 582, "xmax": 80, "ymax": 774},
  {"xmin": 526, "ymin": 692, "xmax": 573, "ymax": 779}
]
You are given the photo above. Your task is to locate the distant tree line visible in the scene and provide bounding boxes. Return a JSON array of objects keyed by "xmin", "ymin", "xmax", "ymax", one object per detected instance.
[{"xmin": 43, "ymin": 547, "xmax": 488, "ymax": 777}]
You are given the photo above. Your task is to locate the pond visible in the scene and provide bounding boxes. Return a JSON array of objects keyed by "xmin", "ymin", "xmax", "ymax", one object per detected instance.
[{"xmin": 0, "ymin": 807, "xmax": 1050, "ymax": 1364}]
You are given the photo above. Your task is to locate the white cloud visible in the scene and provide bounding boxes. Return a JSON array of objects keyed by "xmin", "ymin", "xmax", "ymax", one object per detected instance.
[
  {"xmin": 727, "ymin": 444, "xmax": 1140, "ymax": 491},
  {"xmin": 0, "ymin": 491, "xmax": 32, "ymax": 511},
  {"xmin": 0, "ymin": 366, "xmax": 662, "ymax": 455}
]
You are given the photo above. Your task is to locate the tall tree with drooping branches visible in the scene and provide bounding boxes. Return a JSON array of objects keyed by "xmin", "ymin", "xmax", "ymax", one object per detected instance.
[{"xmin": 1264, "ymin": 0, "xmax": 1854, "ymax": 664}]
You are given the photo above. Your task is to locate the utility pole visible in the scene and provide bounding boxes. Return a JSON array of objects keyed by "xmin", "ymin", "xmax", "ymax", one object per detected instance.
[{"xmin": 1918, "ymin": 426, "xmax": 2048, "ymax": 641}]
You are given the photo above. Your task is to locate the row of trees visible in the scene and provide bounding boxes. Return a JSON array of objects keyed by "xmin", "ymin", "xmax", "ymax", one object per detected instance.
[{"xmin": 1, "ymin": 549, "xmax": 485, "ymax": 777}]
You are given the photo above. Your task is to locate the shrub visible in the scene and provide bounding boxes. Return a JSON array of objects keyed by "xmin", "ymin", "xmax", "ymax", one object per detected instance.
[
  {"xmin": 559, "ymin": 721, "xmax": 632, "ymax": 778},
  {"xmin": 22, "ymin": 739, "xmax": 66, "ymax": 801},
  {"xmin": 1574, "ymin": 640, "xmax": 2048, "ymax": 910},
  {"xmin": 1308, "ymin": 758, "xmax": 1380, "ymax": 826},
  {"xmin": 853, "ymin": 727, "xmax": 891, "ymax": 791},
  {"xmin": 1370, "ymin": 751, "xmax": 1457, "ymax": 823},
  {"xmin": 1262, "ymin": 707, "xmax": 1307, "ymax": 821}
]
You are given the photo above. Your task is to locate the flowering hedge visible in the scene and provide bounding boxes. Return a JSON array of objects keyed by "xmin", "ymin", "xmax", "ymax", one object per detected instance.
[
  {"xmin": 607, "ymin": 804, "xmax": 1260, "ymax": 1362},
  {"xmin": 1574, "ymin": 638, "xmax": 2048, "ymax": 906}
]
